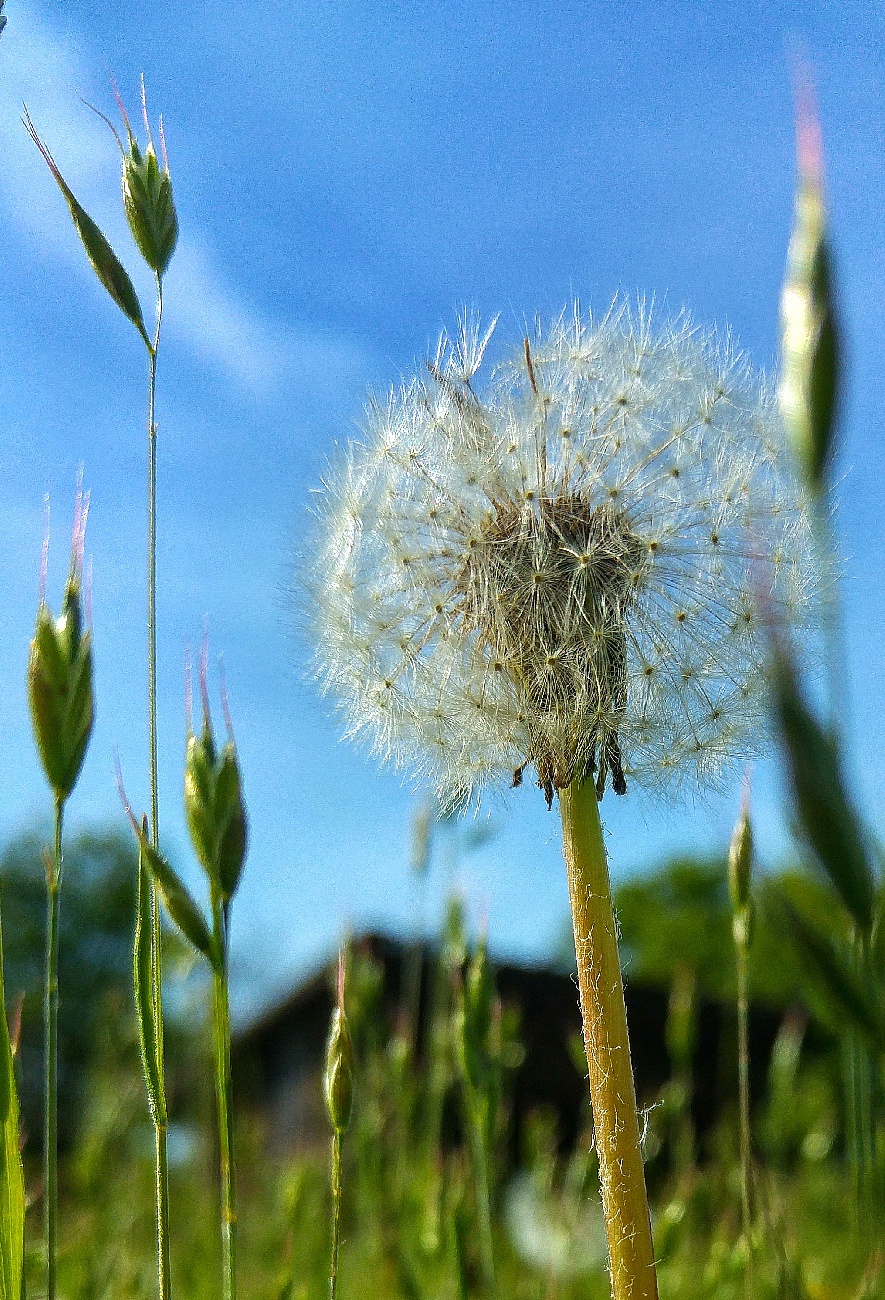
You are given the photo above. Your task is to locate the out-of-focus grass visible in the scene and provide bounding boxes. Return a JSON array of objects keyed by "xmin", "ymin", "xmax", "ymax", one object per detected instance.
[{"xmin": 12, "ymin": 873, "xmax": 878, "ymax": 1300}]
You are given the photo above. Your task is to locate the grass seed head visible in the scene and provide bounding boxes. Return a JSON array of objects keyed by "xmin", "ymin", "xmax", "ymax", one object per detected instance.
[
  {"xmin": 311, "ymin": 301, "xmax": 818, "ymax": 808},
  {"xmin": 117, "ymin": 79, "xmax": 179, "ymax": 277},
  {"xmin": 184, "ymin": 647, "xmax": 248, "ymax": 902},
  {"xmin": 456, "ymin": 933, "xmax": 497, "ymax": 1096},
  {"xmin": 324, "ymin": 957, "xmax": 354, "ymax": 1136},
  {"xmin": 779, "ymin": 81, "xmax": 839, "ymax": 495},
  {"xmin": 28, "ymin": 489, "xmax": 94, "ymax": 803},
  {"xmin": 728, "ymin": 788, "xmax": 755, "ymax": 947}
]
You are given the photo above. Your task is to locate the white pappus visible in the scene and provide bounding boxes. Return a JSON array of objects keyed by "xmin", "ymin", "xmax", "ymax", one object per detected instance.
[{"xmin": 310, "ymin": 301, "xmax": 818, "ymax": 810}]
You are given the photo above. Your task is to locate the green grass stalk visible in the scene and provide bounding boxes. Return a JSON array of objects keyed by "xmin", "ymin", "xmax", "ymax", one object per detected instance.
[
  {"xmin": 329, "ymin": 1131, "xmax": 343, "ymax": 1300},
  {"xmin": 421, "ymin": 938, "xmax": 456, "ymax": 1249},
  {"xmin": 464, "ymin": 1094, "xmax": 496, "ymax": 1298},
  {"xmin": 845, "ymin": 1007, "xmax": 876, "ymax": 1232},
  {"xmin": 814, "ymin": 490, "xmax": 877, "ymax": 1231},
  {"xmin": 212, "ymin": 891, "xmax": 237, "ymax": 1300},
  {"xmin": 735, "ymin": 929, "xmax": 752, "ymax": 1242},
  {"xmin": 559, "ymin": 776, "xmax": 658, "ymax": 1300},
  {"xmin": 44, "ymin": 794, "xmax": 63, "ymax": 1300},
  {"xmin": 146, "ymin": 273, "xmax": 172, "ymax": 1300}
]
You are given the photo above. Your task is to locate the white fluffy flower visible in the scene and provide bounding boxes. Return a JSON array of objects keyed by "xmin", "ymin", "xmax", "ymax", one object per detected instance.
[{"xmin": 311, "ymin": 302, "xmax": 817, "ymax": 808}]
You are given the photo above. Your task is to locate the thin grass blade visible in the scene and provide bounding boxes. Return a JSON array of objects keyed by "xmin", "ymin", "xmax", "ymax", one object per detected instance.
[
  {"xmin": 0, "ymin": 900, "xmax": 25, "ymax": 1300},
  {"xmin": 769, "ymin": 888, "xmax": 885, "ymax": 1049},
  {"xmin": 23, "ymin": 109, "xmax": 151, "ymax": 349},
  {"xmin": 771, "ymin": 645, "xmax": 876, "ymax": 936},
  {"xmin": 134, "ymin": 849, "xmax": 165, "ymax": 1123}
]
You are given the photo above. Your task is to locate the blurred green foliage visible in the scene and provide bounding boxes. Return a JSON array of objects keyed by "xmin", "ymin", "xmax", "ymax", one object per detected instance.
[
  {"xmin": 614, "ymin": 856, "xmax": 854, "ymax": 1007},
  {"xmin": 5, "ymin": 850, "xmax": 881, "ymax": 1296},
  {"xmin": 0, "ymin": 825, "xmax": 881, "ymax": 1296}
]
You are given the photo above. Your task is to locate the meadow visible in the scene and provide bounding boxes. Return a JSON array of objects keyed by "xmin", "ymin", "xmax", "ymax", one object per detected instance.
[{"xmin": 1, "ymin": 8, "xmax": 884, "ymax": 1299}]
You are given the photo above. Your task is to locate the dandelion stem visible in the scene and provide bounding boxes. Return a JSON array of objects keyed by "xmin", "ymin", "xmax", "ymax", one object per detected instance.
[
  {"xmin": 44, "ymin": 794, "xmax": 63, "ymax": 1300},
  {"xmin": 559, "ymin": 777, "xmax": 658, "ymax": 1300},
  {"xmin": 146, "ymin": 272, "xmax": 172, "ymax": 1300},
  {"xmin": 212, "ymin": 891, "xmax": 237, "ymax": 1300}
]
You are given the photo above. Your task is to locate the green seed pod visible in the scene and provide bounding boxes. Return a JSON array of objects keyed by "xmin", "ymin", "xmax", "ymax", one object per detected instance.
[
  {"xmin": 23, "ymin": 111, "xmax": 151, "ymax": 349},
  {"xmin": 118, "ymin": 777, "xmax": 216, "ymax": 963},
  {"xmin": 458, "ymin": 935, "xmax": 495, "ymax": 1094},
  {"xmin": 215, "ymin": 744, "xmax": 247, "ymax": 900},
  {"xmin": 140, "ymin": 836, "xmax": 214, "ymax": 962},
  {"xmin": 731, "ymin": 899, "xmax": 755, "ymax": 951},
  {"xmin": 184, "ymin": 726, "xmax": 218, "ymax": 878},
  {"xmin": 28, "ymin": 507, "xmax": 95, "ymax": 803},
  {"xmin": 779, "ymin": 108, "xmax": 839, "ymax": 494},
  {"xmin": 324, "ymin": 1006, "xmax": 354, "ymax": 1136},
  {"xmin": 121, "ymin": 111, "xmax": 178, "ymax": 276},
  {"xmin": 728, "ymin": 800, "xmax": 753, "ymax": 918},
  {"xmin": 183, "ymin": 659, "xmax": 248, "ymax": 902}
]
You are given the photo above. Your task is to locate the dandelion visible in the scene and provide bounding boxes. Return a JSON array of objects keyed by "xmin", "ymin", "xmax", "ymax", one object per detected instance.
[
  {"xmin": 313, "ymin": 301, "xmax": 815, "ymax": 809},
  {"xmin": 310, "ymin": 300, "xmax": 817, "ymax": 1300}
]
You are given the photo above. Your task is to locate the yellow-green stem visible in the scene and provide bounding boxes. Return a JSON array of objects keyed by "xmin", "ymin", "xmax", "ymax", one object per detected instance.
[
  {"xmin": 147, "ymin": 274, "xmax": 171, "ymax": 1300},
  {"xmin": 44, "ymin": 795, "xmax": 63, "ymax": 1300},
  {"xmin": 559, "ymin": 777, "xmax": 658, "ymax": 1300},
  {"xmin": 212, "ymin": 893, "xmax": 237, "ymax": 1300}
]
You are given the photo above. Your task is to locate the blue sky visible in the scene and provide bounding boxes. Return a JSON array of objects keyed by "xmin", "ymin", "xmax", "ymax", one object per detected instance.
[{"xmin": 0, "ymin": 1, "xmax": 882, "ymax": 1017}]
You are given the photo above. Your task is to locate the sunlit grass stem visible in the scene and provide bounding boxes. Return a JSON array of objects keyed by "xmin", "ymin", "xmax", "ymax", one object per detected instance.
[
  {"xmin": 329, "ymin": 1131, "xmax": 343, "ymax": 1300},
  {"xmin": 43, "ymin": 794, "xmax": 63, "ymax": 1300},
  {"xmin": 324, "ymin": 961, "xmax": 352, "ymax": 1300},
  {"xmin": 211, "ymin": 890, "xmax": 237, "ymax": 1300},
  {"xmin": 559, "ymin": 777, "xmax": 658, "ymax": 1300},
  {"xmin": 735, "ymin": 926, "xmax": 752, "ymax": 1242},
  {"xmin": 146, "ymin": 272, "xmax": 172, "ymax": 1300}
]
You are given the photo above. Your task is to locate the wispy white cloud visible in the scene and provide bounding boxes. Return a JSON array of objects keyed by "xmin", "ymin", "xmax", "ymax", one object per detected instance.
[
  {"xmin": 0, "ymin": 1, "xmax": 370, "ymax": 396},
  {"xmin": 163, "ymin": 239, "xmax": 371, "ymax": 397}
]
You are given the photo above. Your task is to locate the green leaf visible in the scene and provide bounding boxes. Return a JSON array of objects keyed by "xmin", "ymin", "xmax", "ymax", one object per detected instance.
[
  {"xmin": 771, "ymin": 647, "xmax": 876, "ymax": 936},
  {"xmin": 23, "ymin": 109, "xmax": 151, "ymax": 350},
  {"xmin": 133, "ymin": 851, "xmax": 165, "ymax": 1125},
  {"xmin": 0, "ymin": 898, "xmax": 25, "ymax": 1300},
  {"xmin": 139, "ymin": 836, "xmax": 214, "ymax": 962},
  {"xmin": 769, "ymin": 888, "xmax": 885, "ymax": 1050}
]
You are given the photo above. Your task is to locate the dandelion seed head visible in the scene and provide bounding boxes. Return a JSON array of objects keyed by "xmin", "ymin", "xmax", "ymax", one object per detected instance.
[{"xmin": 310, "ymin": 301, "xmax": 819, "ymax": 808}]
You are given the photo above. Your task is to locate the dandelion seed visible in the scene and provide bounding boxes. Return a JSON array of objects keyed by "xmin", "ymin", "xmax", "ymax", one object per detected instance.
[{"xmin": 311, "ymin": 300, "xmax": 817, "ymax": 809}]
